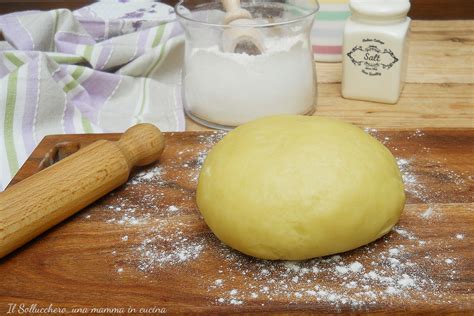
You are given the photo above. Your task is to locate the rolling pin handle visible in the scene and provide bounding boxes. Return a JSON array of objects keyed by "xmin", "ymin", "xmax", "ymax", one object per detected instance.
[
  {"xmin": 117, "ymin": 123, "xmax": 165, "ymax": 168},
  {"xmin": 0, "ymin": 123, "xmax": 165, "ymax": 259}
]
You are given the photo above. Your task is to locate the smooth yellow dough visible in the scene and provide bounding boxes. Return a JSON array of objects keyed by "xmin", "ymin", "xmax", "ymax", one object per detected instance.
[{"xmin": 196, "ymin": 115, "xmax": 405, "ymax": 260}]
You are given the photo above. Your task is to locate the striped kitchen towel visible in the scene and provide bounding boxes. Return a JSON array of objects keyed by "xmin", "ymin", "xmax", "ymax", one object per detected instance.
[
  {"xmin": 312, "ymin": 0, "xmax": 350, "ymax": 62},
  {"xmin": 0, "ymin": 0, "xmax": 185, "ymax": 190}
]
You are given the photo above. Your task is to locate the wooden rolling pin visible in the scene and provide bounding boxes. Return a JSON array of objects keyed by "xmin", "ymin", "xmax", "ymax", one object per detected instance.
[{"xmin": 0, "ymin": 123, "xmax": 165, "ymax": 259}]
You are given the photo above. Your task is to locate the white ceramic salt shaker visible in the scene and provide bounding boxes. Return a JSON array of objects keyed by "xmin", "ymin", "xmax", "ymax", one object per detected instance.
[{"xmin": 341, "ymin": 0, "xmax": 411, "ymax": 104}]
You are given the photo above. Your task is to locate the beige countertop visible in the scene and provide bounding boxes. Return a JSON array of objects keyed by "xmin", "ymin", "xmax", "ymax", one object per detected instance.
[{"xmin": 186, "ymin": 20, "xmax": 474, "ymax": 131}]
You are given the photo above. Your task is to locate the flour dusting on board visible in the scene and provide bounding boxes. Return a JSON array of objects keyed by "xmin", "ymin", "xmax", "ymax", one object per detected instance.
[
  {"xmin": 85, "ymin": 129, "xmax": 470, "ymax": 310},
  {"xmin": 204, "ymin": 222, "xmax": 465, "ymax": 308}
]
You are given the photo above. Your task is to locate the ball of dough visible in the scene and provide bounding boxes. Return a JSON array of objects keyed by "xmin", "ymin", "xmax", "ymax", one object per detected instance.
[{"xmin": 197, "ymin": 115, "xmax": 405, "ymax": 260}]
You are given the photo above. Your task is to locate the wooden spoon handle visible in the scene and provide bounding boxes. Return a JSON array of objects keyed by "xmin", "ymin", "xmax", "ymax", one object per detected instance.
[
  {"xmin": 221, "ymin": 0, "xmax": 252, "ymax": 23},
  {"xmin": 222, "ymin": 0, "xmax": 242, "ymax": 13},
  {"xmin": 0, "ymin": 123, "xmax": 165, "ymax": 259}
]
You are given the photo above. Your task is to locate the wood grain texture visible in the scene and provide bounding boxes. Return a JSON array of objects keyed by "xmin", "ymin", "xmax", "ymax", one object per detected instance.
[
  {"xmin": 1, "ymin": 130, "xmax": 473, "ymax": 314},
  {"xmin": 187, "ymin": 83, "xmax": 474, "ymax": 131},
  {"xmin": 0, "ymin": 124, "xmax": 164, "ymax": 259},
  {"xmin": 316, "ymin": 21, "xmax": 474, "ymax": 84},
  {"xmin": 187, "ymin": 20, "xmax": 474, "ymax": 131},
  {"xmin": 0, "ymin": 0, "xmax": 473, "ymax": 19},
  {"xmin": 408, "ymin": 0, "xmax": 474, "ymax": 20}
]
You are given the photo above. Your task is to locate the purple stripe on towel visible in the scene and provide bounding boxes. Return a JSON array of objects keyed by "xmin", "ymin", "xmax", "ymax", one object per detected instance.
[
  {"xmin": 55, "ymin": 32, "xmax": 95, "ymax": 54},
  {"xmin": 94, "ymin": 45, "xmax": 113, "ymax": 70},
  {"xmin": 0, "ymin": 15, "xmax": 35, "ymax": 50},
  {"xmin": 56, "ymin": 32, "xmax": 95, "ymax": 45},
  {"xmin": 21, "ymin": 56, "xmax": 40, "ymax": 153},
  {"xmin": 63, "ymin": 87, "xmax": 97, "ymax": 133},
  {"xmin": 74, "ymin": 7, "xmax": 97, "ymax": 19},
  {"xmin": 80, "ymin": 70, "xmax": 120, "ymax": 112},
  {"xmin": 69, "ymin": 88, "xmax": 97, "ymax": 123},
  {"xmin": 52, "ymin": 65, "xmax": 70, "ymax": 82},
  {"xmin": 135, "ymin": 28, "xmax": 151, "ymax": 58},
  {"xmin": 75, "ymin": 17, "xmax": 107, "ymax": 41}
]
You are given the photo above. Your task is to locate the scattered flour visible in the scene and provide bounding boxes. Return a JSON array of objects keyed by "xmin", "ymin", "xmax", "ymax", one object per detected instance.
[
  {"xmin": 420, "ymin": 207, "xmax": 434, "ymax": 219},
  {"xmin": 167, "ymin": 205, "xmax": 179, "ymax": 212},
  {"xmin": 397, "ymin": 274, "xmax": 416, "ymax": 288},
  {"xmin": 394, "ymin": 143, "xmax": 468, "ymax": 221},
  {"xmin": 230, "ymin": 299, "xmax": 243, "ymax": 305},
  {"xmin": 385, "ymin": 286, "xmax": 400, "ymax": 295},
  {"xmin": 389, "ymin": 248, "xmax": 400, "ymax": 256},
  {"xmin": 130, "ymin": 166, "xmax": 164, "ymax": 184},
  {"xmin": 207, "ymin": 221, "xmax": 460, "ymax": 308},
  {"xmin": 349, "ymin": 261, "xmax": 363, "ymax": 273},
  {"xmin": 335, "ymin": 266, "xmax": 349, "ymax": 274},
  {"xmin": 393, "ymin": 228, "xmax": 417, "ymax": 240},
  {"xmin": 93, "ymin": 130, "xmax": 468, "ymax": 310}
]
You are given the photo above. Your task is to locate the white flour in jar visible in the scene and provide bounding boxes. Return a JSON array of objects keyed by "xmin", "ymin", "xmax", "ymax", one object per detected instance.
[{"xmin": 183, "ymin": 36, "xmax": 316, "ymax": 127}]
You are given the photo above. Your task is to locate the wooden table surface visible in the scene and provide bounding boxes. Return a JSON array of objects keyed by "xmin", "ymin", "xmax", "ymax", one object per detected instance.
[
  {"xmin": 1, "ymin": 129, "xmax": 473, "ymax": 314},
  {"xmin": 187, "ymin": 20, "xmax": 474, "ymax": 131},
  {"xmin": 1, "ymin": 19, "xmax": 473, "ymax": 315}
]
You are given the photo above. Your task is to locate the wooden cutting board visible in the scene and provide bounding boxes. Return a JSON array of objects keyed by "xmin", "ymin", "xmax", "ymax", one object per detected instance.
[{"xmin": 1, "ymin": 129, "xmax": 473, "ymax": 314}]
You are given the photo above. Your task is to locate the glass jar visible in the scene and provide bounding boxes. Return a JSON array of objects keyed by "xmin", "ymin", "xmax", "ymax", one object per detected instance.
[{"xmin": 176, "ymin": 0, "xmax": 319, "ymax": 129}]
